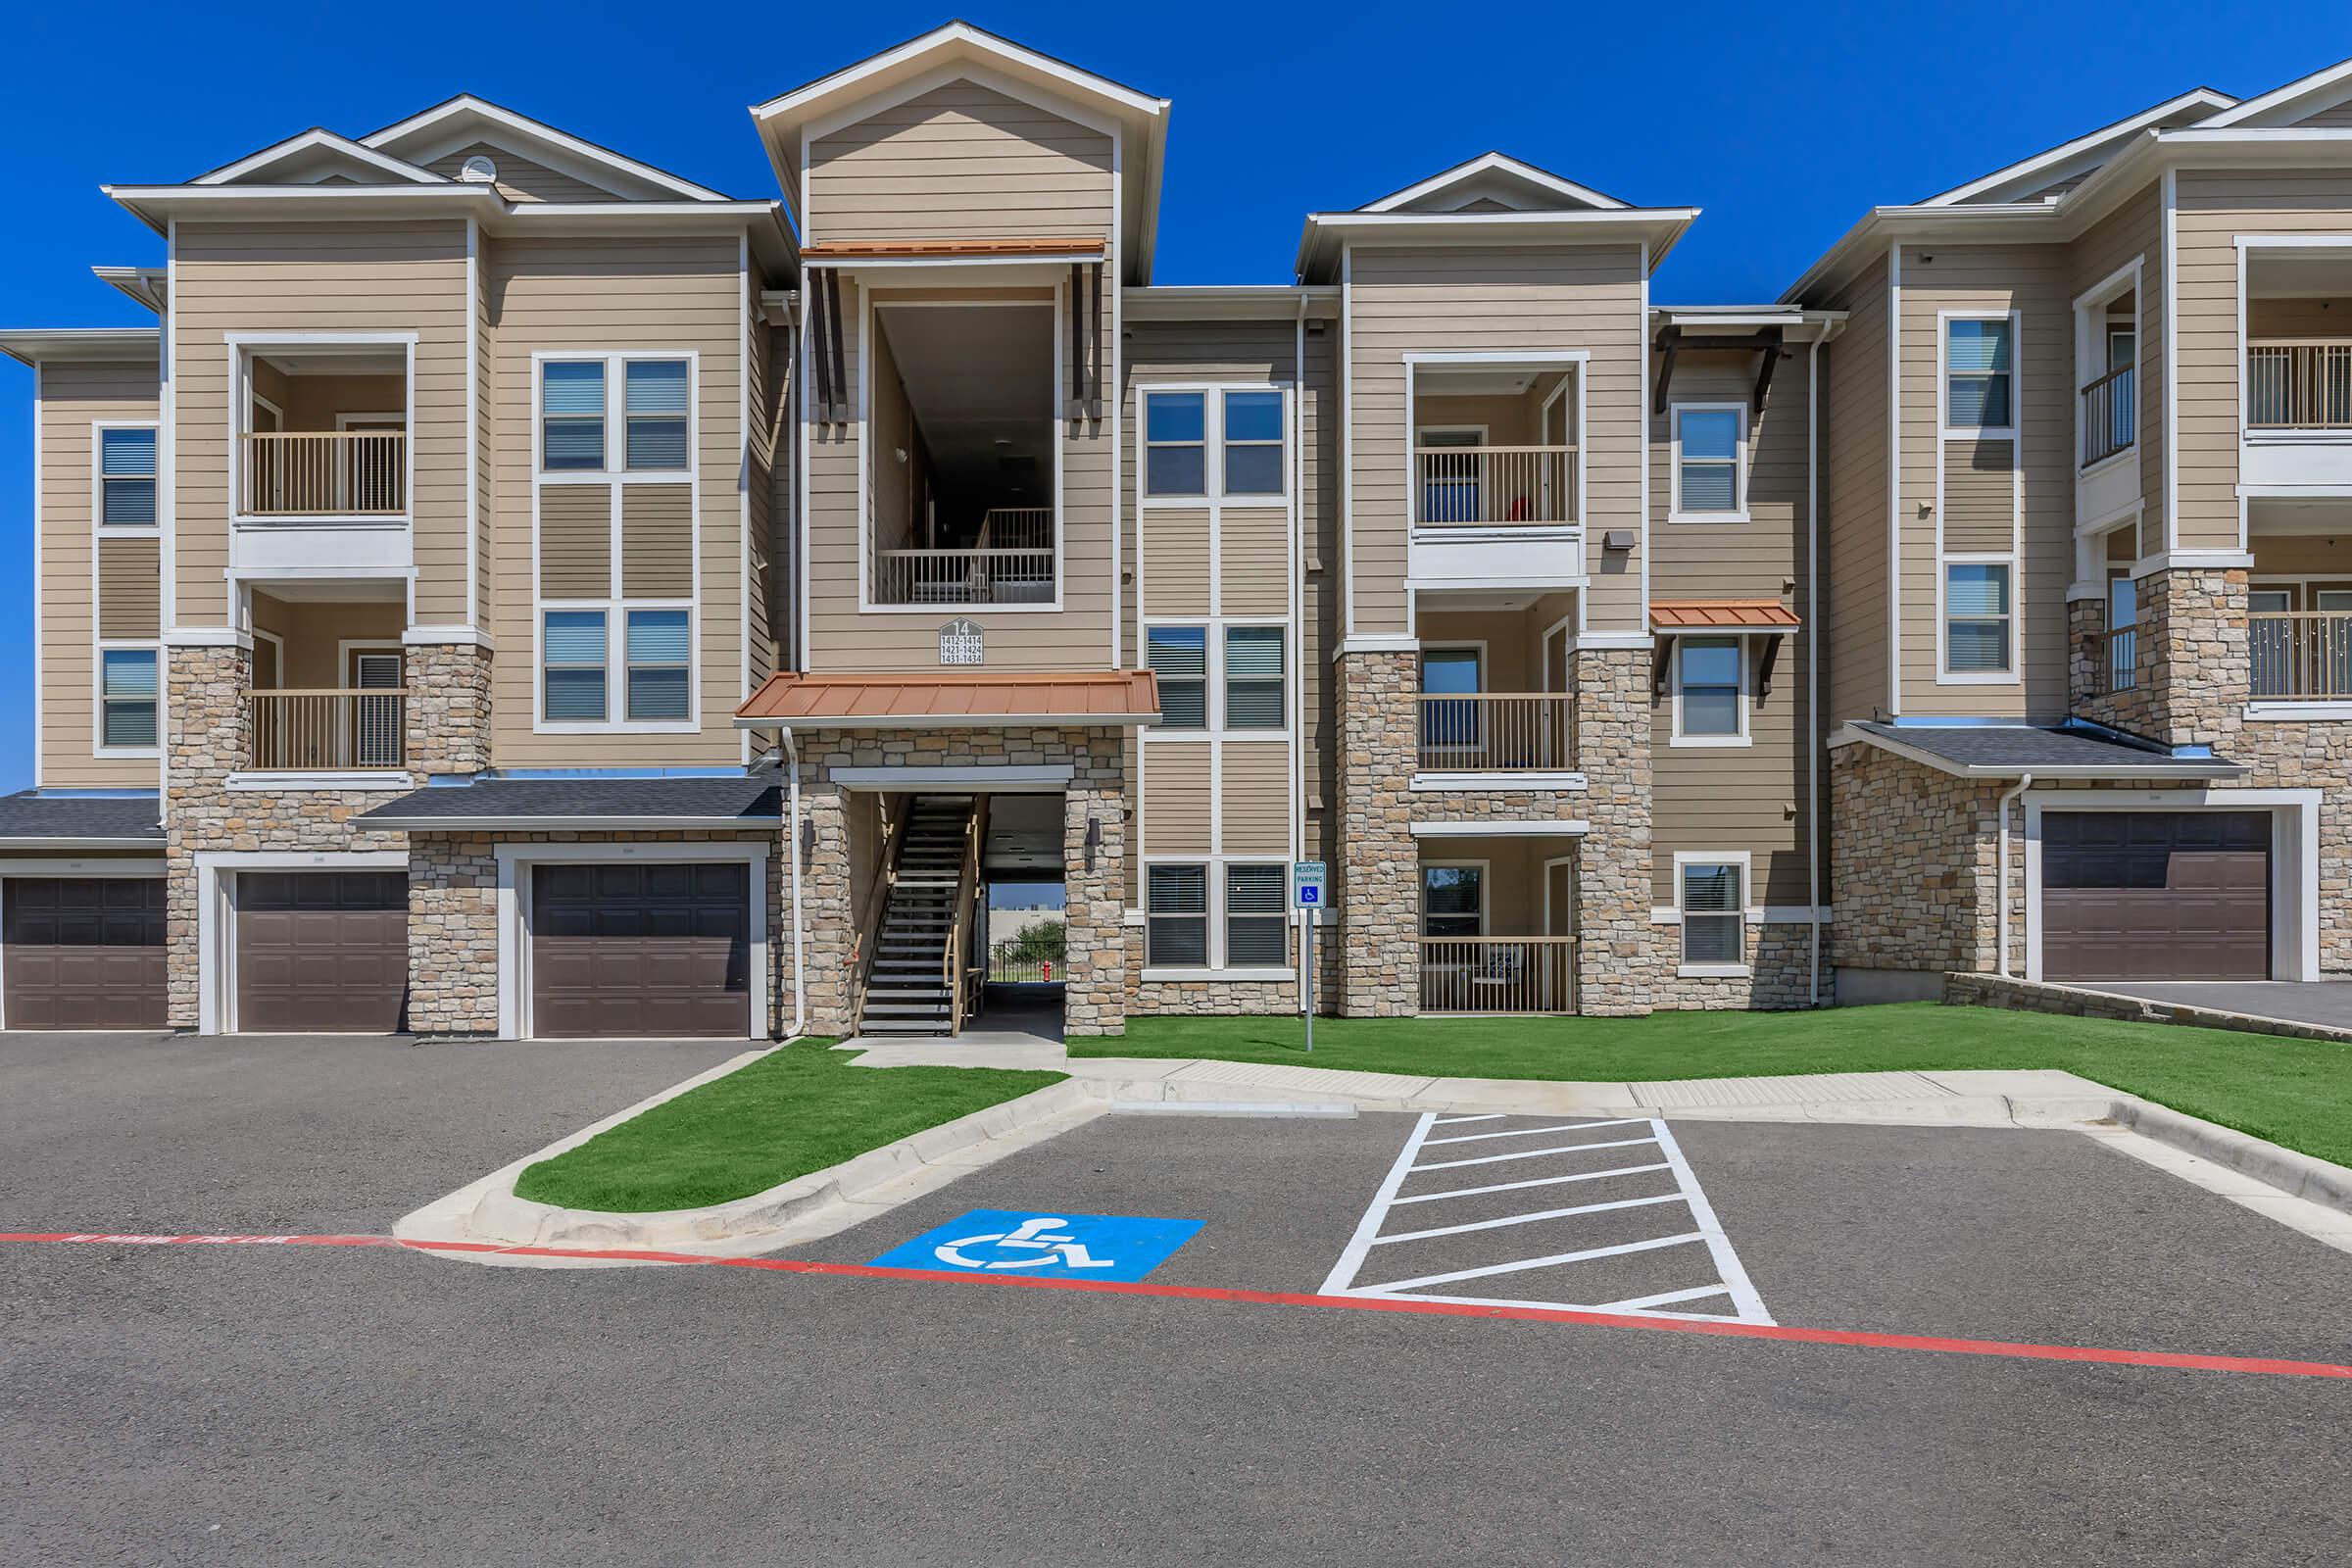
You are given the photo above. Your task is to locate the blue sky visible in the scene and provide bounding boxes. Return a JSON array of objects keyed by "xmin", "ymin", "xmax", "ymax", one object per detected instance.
[{"xmin": 0, "ymin": 0, "xmax": 2337, "ymax": 792}]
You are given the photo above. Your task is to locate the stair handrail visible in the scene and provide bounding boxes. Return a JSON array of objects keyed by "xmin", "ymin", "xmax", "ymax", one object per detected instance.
[
  {"xmin": 946, "ymin": 796, "xmax": 986, "ymax": 1036},
  {"xmin": 849, "ymin": 796, "xmax": 903, "ymax": 1035}
]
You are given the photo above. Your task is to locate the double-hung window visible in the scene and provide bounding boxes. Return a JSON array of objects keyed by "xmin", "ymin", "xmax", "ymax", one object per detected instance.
[
  {"xmin": 1144, "ymin": 392, "xmax": 1206, "ymax": 496},
  {"xmin": 1221, "ymin": 391, "xmax": 1284, "ymax": 495},
  {"xmin": 1146, "ymin": 864, "xmax": 1209, "ymax": 966},
  {"xmin": 1143, "ymin": 387, "xmax": 1287, "ymax": 499},
  {"xmin": 1944, "ymin": 564, "xmax": 2013, "ymax": 675},
  {"xmin": 99, "ymin": 427, "xmax": 157, "ymax": 526},
  {"xmin": 1674, "ymin": 637, "xmax": 1745, "ymax": 742},
  {"xmin": 542, "ymin": 363, "xmax": 607, "ymax": 470},
  {"xmin": 1224, "ymin": 864, "xmax": 1289, "ymax": 967},
  {"xmin": 1223, "ymin": 626, "xmax": 1285, "ymax": 730},
  {"xmin": 1946, "ymin": 318, "xmax": 2014, "ymax": 431},
  {"xmin": 98, "ymin": 648, "xmax": 158, "ymax": 750},
  {"xmin": 1672, "ymin": 406, "xmax": 1744, "ymax": 519},
  {"xmin": 1147, "ymin": 627, "xmax": 1207, "ymax": 729},
  {"xmin": 625, "ymin": 609, "xmax": 690, "ymax": 720},
  {"xmin": 543, "ymin": 611, "xmax": 609, "ymax": 722},
  {"xmin": 1679, "ymin": 859, "xmax": 1745, "ymax": 971},
  {"xmin": 624, "ymin": 361, "xmax": 689, "ymax": 470}
]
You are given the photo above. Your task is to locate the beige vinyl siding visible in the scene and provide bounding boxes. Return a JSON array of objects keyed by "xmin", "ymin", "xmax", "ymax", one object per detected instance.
[
  {"xmin": 1141, "ymin": 509, "xmax": 1210, "ymax": 616},
  {"xmin": 2069, "ymin": 182, "xmax": 2162, "ymax": 521},
  {"xmin": 538, "ymin": 484, "xmax": 612, "ymax": 598},
  {"xmin": 808, "ymin": 80, "xmax": 1113, "ymax": 246},
  {"xmin": 1941, "ymin": 437, "xmax": 2017, "ymax": 552},
  {"xmin": 1820, "ymin": 255, "xmax": 1889, "ymax": 723},
  {"xmin": 1220, "ymin": 743, "xmax": 1291, "ymax": 854},
  {"xmin": 806, "ymin": 277, "xmax": 1114, "ymax": 672},
  {"xmin": 425, "ymin": 142, "xmax": 619, "ymax": 204},
  {"xmin": 475, "ymin": 230, "xmax": 496, "ymax": 636},
  {"xmin": 1651, "ymin": 701, "xmax": 1810, "ymax": 905},
  {"xmin": 2290, "ymin": 99, "xmax": 2352, "ymax": 128},
  {"xmin": 249, "ymin": 593, "xmax": 404, "ymax": 687},
  {"xmin": 1219, "ymin": 509, "xmax": 1289, "ymax": 615},
  {"xmin": 1142, "ymin": 740, "xmax": 1211, "ymax": 853},
  {"xmin": 97, "ymin": 538, "xmax": 161, "ymax": 639},
  {"xmin": 485, "ymin": 233, "xmax": 743, "ymax": 764},
  {"xmin": 621, "ymin": 483, "xmax": 695, "ymax": 596},
  {"xmin": 36, "ymin": 361, "xmax": 158, "ymax": 788},
  {"xmin": 1894, "ymin": 243, "xmax": 2069, "ymax": 717},
  {"xmin": 1348, "ymin": 245, "xmax": 1645, "ymax": 634},
  {"xmin": 746, "ymin": 278, "xmax": 779, "ymax": 685},
  {"xmin": 2175, "ymin": 171, "xmax": 2352, "ymax": 551},
  {"xmin": 1649, "ymin": 354, "xmax": 1812, "ymax": 599},
  {"xmin": 170, "ymin": 220, "xmax": 468, "ymax": 626}
]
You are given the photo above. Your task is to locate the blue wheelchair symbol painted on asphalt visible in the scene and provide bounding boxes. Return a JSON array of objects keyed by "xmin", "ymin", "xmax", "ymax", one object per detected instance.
[{"xmin": 871, "ymin": 1209, "xmax": 1202, "ymax": 1283}]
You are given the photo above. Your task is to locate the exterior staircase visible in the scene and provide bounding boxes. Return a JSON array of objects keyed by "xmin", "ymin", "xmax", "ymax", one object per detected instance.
[{"xmin": 855, "ymin": 796, "xmax": 978, "ymax": 1037}]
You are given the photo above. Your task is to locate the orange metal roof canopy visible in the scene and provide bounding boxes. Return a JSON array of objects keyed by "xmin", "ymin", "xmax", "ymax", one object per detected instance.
[
  {"xmin": 1649, "ymin": 598, "xmax": 1802, "ymax": 630},
  {"xmin": 736, "ymin": 669, "xmax": 1160, "ymax": 728}
]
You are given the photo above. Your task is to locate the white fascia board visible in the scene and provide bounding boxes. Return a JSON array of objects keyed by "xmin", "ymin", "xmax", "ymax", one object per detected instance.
[
  {"xmin": 753, "ymin": 21, "xmax": 1166, "ymax": 125},
  {"xmin": 1358, "ymin": 152, "xmax": 1632, "ymax": 214},
  {"xmin": 1825, "ymin": 724, "xmax": 2245, "ymax": 781},
  {"xmin": 2192, "ymin": 58, "xmax": 2352, "ymax": 128},
  {"xmin": 494, "ymin": 201, "xmax": 796, "ymax": 272},
  {"xmin": 0, "ymin": 328, "xmax": 160, "ymax": 368},
  {"xmin": 1299, "ymin": 208, "xmax": 1700, "ymax": 278},
  {"xmin": 0, "ymin": 837, "xmax": 165, "ymax": 851},
  {"xmin": 103, "ymin": 182, "xmax": 500, "ymax": 235},
  {"xmin": 1916, "ymin": 89, "xmax": 2237, "ymax": 207},
  {"xmin": 362, "ymin": 96, "xmax": 730, "ymax": 202},
  {"xmin": 192, "ymin": 128, "xmax": 446, "ymax": 186}
]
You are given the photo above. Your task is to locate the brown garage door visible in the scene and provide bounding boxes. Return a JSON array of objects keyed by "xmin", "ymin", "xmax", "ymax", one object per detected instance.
[
  {"xmin": 2042, "ymin": 811, "xmax": 2270, "ymax": 982},
  {"xmin": 531, "ymin": 862, "xmax": 749, "ymax": 1039},
  {"xmin": 3, "ymin": 877, "xmax": 167, "ymax": 1030},
  {"xmin": 235, "ymin": 871, "xmax": 408, "ymax": 1033}
]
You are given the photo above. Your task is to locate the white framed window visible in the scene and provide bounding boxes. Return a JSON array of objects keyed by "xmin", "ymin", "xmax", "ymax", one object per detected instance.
[
  {"xmin": 1943, "ymin": 562, "xmax": 2015, "ymax": 677},
  {"xmin": 96, "ymin": 425, "xmax": 158, "ymax": 528},
  {"xmin": 1223, "ymin": 625, "xmax": 1285, "ymax": 730},
  {"xmin": 542, "ymin": 611, "xmax": 609, "ymax": 722},
  {"xmin": 1669, "ymin": 404, "xmax": 1747, "ymax": 521},
  {"xmin": 1943, "ymin": 316, "xmax": 2016, "ymax": 435},
  {"xmin": 1141, "ymin": 385, "xmax": 1288, "ymax": 501},
  {"xmin": 624, "ymin": 609, "xmax": 691, "ymax": 720},
  {"xmin": 1146, "ymin": 626, "xmax": 1207, "ymax": 730},
  {"xmin": 1421, "ymin": 861, "xmax": 1486, "ymax": 938},
  {"xmin": 1671, "ymin": 636, "xmax": 1749, "ymax": 746},
  {"xmin": 539, "ymin": 354, "xmax": 696, "ymax": 476},
  {"xmin": 1223, "ymin": 863, "xmax": 1289, "ymax": 967},
  {"xmin": 542, "ymin": 362, "xmax": 607, "ymax": 471},
  {"xmin": 97, "ymin": 646, "xmax": 160, "ymax": 754},
  {"xmin": 1676, "ymin": 855, "xmax": 1748, "ymax": 976},
  {"xmin": 622, "ymin": 361, "xmax": 690, "ymax": 470},
  {"xmin": 1418, "ymin": 644, "xmax": 1485, "ymax": 755},
  {"xmin": 1146, "ymin": 863, "xmax": 1209, "ymax": 965}
]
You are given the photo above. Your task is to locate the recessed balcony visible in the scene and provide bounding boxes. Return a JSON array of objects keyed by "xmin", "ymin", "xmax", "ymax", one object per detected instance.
[{"xmin": 1405, "ymin": 361, "xmax": 1585, "ymax": 589}]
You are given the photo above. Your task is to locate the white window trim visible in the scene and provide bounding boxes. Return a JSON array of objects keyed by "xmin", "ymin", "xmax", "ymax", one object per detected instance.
[
  {"xmin": 90, "ymin": 419, "xmax": 165, "ymax": 760},
  {"xmin": 1669, "ymin": 633, "xmax": 1752, "ymax": 748},
  {"xmin": 531, "ymin": 349, "xmax": 702, "ymax": 735},
  {"xmin": 91, "ymin": 419, "xmax": 160, "ymax": 537},
  {"xmin": 1674, "ymin": 851, "xmax": 1751, "ymax": 978},
  {"xmin": 1419, "ymin": 857, "xmax": 1491, "ymax": 938},
  {"xmin": 225, "ymin": 332, "xmax": 417, "ymax": 527},
  {"xmin": 93, "ymin": 641, "xmax": 162, "ymax": 760},
  {"xmin": 1938, "ymin": 310, "xmax": 2020, "ymax": 440},
  {"xmin": 1938, "ymin": 556, "xmax": 2020, "ymax": 684},
  {"xmin": 1140, "ymin": 615, "xmax": 1294, "ymax": 742},
  {"xmin": 1667, "ymin": 402, "xmax": 1750, "ymax": 523},
  {"xmin": 1140, "ymin": 381, "xmax": 1293, "ymax": 507},
  {"xmin": 1137, "ymin": 856, "xmax": 1301, "ymax": 978}
]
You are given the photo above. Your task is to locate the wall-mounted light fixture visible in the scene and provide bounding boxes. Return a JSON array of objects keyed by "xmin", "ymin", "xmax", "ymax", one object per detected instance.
[
  {"xmin": 1085, "ymin": 816, "xmax": 1101, "ymax": 872},
  {"xmin": 801, "ymin": 819, "xmax": 817, "ymax": 859}
]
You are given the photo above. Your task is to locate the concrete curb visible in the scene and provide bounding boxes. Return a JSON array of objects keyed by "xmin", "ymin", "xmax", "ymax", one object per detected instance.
[{"xmin": 2108, "ymin": 1098, "xmax": 2352, "ymax": 1218}]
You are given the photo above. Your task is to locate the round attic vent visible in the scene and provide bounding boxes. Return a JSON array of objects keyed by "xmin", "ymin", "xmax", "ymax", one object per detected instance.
[{"xmin": 457, "ymin": 155, "xmax": 498, "ymax": 184}]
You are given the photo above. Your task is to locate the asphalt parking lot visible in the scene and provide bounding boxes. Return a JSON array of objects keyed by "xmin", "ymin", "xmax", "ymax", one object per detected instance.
[{"xmin": 5, "ymin": 1045, "xmax": 2350, "ymax": 1565}]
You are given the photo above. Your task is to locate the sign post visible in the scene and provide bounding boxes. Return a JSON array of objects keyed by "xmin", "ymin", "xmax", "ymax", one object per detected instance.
[{"xmin": 1291, "ymin": 859, "xmax": 1327, "ymax": 1053}]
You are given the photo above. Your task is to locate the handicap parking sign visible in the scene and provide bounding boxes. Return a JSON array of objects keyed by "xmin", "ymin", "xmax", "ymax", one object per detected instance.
[{"xmin": 870, "ymin": 1208, "xmax": 1202, "ymax": 1284}]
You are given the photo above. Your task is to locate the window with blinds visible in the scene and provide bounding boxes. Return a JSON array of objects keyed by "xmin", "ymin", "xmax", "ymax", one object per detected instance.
[
  {"xmin": 542, "ymin": 363, "xmax": 607, "ymax": 470},
  {"xmin": 99, "ymin": 427, "xmax": 157, "ymax": 527},
  {"xmin": 625, "ymin": 609, "xmax": 690, "ymax": 720},
  {"xmin": 543, "ymin": 611, "xmax": 608, "ymax": 721},
  {"xmin": 1147, "ymin": 627, "xmax": 1206, "ymax": 729},
  {"xmin": 1147, "ymin": 864, "xmax": 1208, "ymax": 965},
  {"xmin": 1680, "ymin": 860, "xmax": 1743, "ymax": 966},
  {"xmin": 1673, "ymin": 407, "xmax": 1742, "ymax": 517},
  {"xmin": 1224, "ymin": 864, "xmax": 1288, "ymax": 966},
  {"xmin": 99, "ymin": 647, "xmax": 158, "ymax": 749},
  {"xmin": 1224, "ymin": 626, "xmax": 1285, "ymax": 730},
  {"xmin": 1944, "ymin": 564, "xmax": 2013, "ymax": 674},
  {"xmin": 624, "ymin": 361, "xmax": 689, "ymax": 470},
  {"xmin": 1946, "ymin": 319, "xmax": 2014, "ymax": 431}
]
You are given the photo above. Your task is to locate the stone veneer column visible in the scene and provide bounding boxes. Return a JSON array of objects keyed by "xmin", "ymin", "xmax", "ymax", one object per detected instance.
[
  {"xmin": 796, "ymin": 769, "xmax": 856, "ymax": 1037},
  {"xmin": 2137, "ymin": 567, "xmax": 2248, "ymax": 751},
  {"xmin": 1060, "ymin": 731, "xmax": 1128, "ymax": 1037},
  {"xmin": 1569, "ymin": 646, "xmax": 1659, "ymax": 1017},
  {"xmin": 164, "ymin": 643, "xmax": 254, "ymax": 1029},
  {"xmin": 402, "ymin": 640, "xmax": 495, "ymax": 776},
  {"xmin": 407, "ymin": 833, "xmax": 500, "ymax": 1037},
  {"xmin": 1336, "ymin": 649, "xmax": 1418, "ymax": 1016}
]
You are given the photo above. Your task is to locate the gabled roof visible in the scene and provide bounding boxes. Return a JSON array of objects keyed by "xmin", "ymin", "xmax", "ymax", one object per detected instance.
[
  {"xmin": 192, "ymin": 127, "xmax": 445, "ymax": 187},
  {"xmin": 361, "ymin": 94, "xmax": 732, "ymax": 202},
  {"xmin": 1295, "ymin": 205, "xmax": 1699, "ymax": 284},
  {"xmin": 1917, "ymin": 87, "xmax": 2237, "ymax": 207},
  {"xmin": 1358, "ymin": 152, "xmax": 1630, "ymax": 214},
  {"xmin": 2193, "ymin": 53, "xmax": 2352, "ymax": 128},
  {"xmin": 750, "ymin": 21, "xmax": 1170, "ymax": 281},
  {"xmin": 1833, "ymin": 722, "xmax": 2244, "ymax": 781}
]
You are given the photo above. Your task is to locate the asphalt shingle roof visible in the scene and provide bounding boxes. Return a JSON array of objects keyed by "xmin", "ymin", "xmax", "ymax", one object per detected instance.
[
  {"xmin": 1844, "ymin": 722, "xmax": 2244, "ymax": 776},
  {"xmin": 0, "ymin": 791, "xmax": 164, "ymax": 845},
  {"xmin": 355, "ymin": 774, "xmax": 781, "ymax": 830}
]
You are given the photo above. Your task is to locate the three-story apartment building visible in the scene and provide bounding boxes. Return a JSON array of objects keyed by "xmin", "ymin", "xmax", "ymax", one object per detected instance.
[{"xmin": 4, "ymin": 24, "xmax": 2348, "ymax": 1041}]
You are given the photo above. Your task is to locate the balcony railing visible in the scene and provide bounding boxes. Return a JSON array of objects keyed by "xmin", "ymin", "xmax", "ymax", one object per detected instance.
[
  {"xmin": 2246, "ymin": 341, "xmax": 2352, "ymax": 430},
  {"xmin": 1413, "ymin": 446, "xmax": 1578, "ymax": 527},
  {"xmin": 873, "ymin": 508, "xmax": 1054, "ymax": 605},
  {"xmin": 239, "ymin": 430, "xmax": 407, "ymax": 518},
  {"xmin": 2082, "ymin": 627, "xmax": 2138, "ymax": 696},
  {"xmin": 2250, "ymin": 611, "xmax": 2352, "ymax": 701},
  {"xmin": 1418, "ymin": 936, "xmax": 1576, "ymax": 1014},
  {"xmin": 2081, "ymin": 366, "xmax": 2134, "ymax": 466},
  {"xmin": 245, "ymin": 689, "xmax": 408, "ymax": 771},
  {"xmin": 1416, "ymin": 693, "xmax": 1574, "ymax": 773}
]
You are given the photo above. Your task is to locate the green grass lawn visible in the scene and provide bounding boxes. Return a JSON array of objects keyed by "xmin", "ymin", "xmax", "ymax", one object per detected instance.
[
  {"xmin": 514, "ymin": 1043, "xmax": 1065, "ymax": 1213},
  {"xmin": 1073, "ymin": 1004, "xmax": 2352, "ymax": 1168}
]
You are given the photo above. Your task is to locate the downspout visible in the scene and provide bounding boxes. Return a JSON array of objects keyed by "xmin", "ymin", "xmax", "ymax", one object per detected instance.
[
  {"xmin": 783, "ymin": 725, "xmax": 808, "ymax": 1038},
  {"xmin": 1996, "ymin": 772, "xmax": 2034, "ymax": 980},
  {"xmin": 1806, "ymin": 334, "xmax": 1823, "ymax": 1007},
  {"xmin": 1295, "ymin": 290, "xmax": 1309, "ymax": 1017}
]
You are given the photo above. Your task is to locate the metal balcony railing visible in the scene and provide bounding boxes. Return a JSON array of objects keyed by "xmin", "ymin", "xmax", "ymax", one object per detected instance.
[
  {"xmin": 1415, "ymin": 693, "xmax": 1574, "ymax": 772},
  {"xmin": 1413, "ymin": 446, "xmax": 1578, "ymax": 527},
  {"xmin": 2081, "ymin": 366, "xmax": 2134, "ymax": 466},
  {"xmin": 244, "ymin": 689, "xmax": 408, "ymax": 771},
  {"xmin": 238, "ymin": 430, "xmax": 407, "ymax": 517},
  {"xmin": 2082, "ymin": 627, "xmax": 2138, "ymax": 695},
  {"xmin": 873, "ymin": 508, "xmax": 1055, "ymax": 605},
  {"xmin": 2246, "ymin": 341, "xmax": 2352, "ymax": 430},
  {"xmin": 2250, "ymin": 611, "xmax": 2352, "ymax": 701},
  {"xmin": 1417, "ymin": 936, "xmax": 1576, "ymax": 1014}
]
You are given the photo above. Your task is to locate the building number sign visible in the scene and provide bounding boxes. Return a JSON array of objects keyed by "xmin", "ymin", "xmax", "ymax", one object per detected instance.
[{"xmin": 939, "ymin": 616, "xmax": 985, "ymax": 666}]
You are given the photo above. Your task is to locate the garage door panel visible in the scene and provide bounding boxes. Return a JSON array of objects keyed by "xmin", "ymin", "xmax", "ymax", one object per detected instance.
[
  {"xmin": 531, "ymin": 862, "xmax": 749, "ymax": 1039},
  {"xmin": 4, "ymin": 877, "xmax": 168, "ymax": 1030},
  {"xmin": 2043, "ymin": 812, "xmax": 2270, "ymax": 983},
  {"xmin": 235, "ymin": 873, "xmax": 408, "ymax": 1034}
]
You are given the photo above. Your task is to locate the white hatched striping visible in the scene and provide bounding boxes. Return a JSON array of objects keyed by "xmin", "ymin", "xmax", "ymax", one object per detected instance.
[{"xmin": 1317, "ymin": 1111, "xmax": 1775, "ymax": 1325}]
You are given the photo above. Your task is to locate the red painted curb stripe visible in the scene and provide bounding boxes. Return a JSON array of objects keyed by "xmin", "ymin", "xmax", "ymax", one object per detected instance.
[{"xmin": 8, "ymin": 1230, "xmax": 2349, "ymax": 1381}]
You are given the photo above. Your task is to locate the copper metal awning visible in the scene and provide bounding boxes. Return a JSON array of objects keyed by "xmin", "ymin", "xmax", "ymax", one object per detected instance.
[
  {"xmin": 1649, "ymin": 598, "xmax": 1802, "ymax": 631},
  {"xmin": 735, "ymin": 670, "xmax": 1160, "ymax": 730}
]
